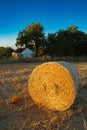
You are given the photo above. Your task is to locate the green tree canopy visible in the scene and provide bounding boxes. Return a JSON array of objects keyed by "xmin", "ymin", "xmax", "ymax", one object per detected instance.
[
  {"xmin": 55, "ymin": 26, "xmax": 87, "ymax": 56},
  {"xmin": 67, "ymin": 25, "xmax": 78, "ymax": 32},
  {"xmin": 0, "ymin": 47, "xmax": 13, "ymax": 58},
  {"xmin": 44, "ymin": 33, "xmax": 57, "ymax": 57},
  {"xmin": 16, "ymin": 23, "xmax": 87, "ymax": 57},
  {"xmin": 16, "ymin": 22, "xmax": 45, "ymax": 57}
]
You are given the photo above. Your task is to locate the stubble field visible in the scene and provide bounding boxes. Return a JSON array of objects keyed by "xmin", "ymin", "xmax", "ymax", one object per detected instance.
[{"xmin": 0, "ymin": 62, "xmax": 87, "ymax": 130}]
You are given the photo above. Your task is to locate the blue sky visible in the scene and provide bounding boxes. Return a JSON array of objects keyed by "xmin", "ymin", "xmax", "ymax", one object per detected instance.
[{"xmin": 0, "ymin": 0, "xmax": 87, "ymax": 48}]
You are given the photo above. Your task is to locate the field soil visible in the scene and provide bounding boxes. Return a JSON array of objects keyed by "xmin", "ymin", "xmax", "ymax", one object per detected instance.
[{"xmin": 0, "ymin": 62, "xmax": 87, "ymax": 130}]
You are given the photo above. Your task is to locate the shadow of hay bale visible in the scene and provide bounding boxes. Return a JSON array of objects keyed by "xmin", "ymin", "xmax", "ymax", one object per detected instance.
[{"xmin": 71, "ymin": 87, "xmax": 87, "ymax": 114}]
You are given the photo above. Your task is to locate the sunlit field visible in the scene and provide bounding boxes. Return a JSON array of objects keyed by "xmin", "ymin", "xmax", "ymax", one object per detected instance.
[{"xmin": 0, "ymin": 62, "xmax": 87, "ymax": 130}]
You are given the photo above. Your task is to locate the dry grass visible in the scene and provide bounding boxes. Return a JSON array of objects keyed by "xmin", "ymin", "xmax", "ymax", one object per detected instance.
[{"xmin": 0, "ymin": 62, "xmax": 87, "ymax": 130}]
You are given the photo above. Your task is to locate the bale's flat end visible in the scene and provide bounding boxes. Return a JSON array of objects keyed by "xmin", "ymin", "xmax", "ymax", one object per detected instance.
[{"xmin": 28, "ymin": 61, "xmax": 79, "ymax": 111}]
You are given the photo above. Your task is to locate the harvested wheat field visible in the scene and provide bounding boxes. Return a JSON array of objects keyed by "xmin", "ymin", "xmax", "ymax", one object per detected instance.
[{"xmin": 0, "ymin": 62, "xmax": 87, "ymax": 130}]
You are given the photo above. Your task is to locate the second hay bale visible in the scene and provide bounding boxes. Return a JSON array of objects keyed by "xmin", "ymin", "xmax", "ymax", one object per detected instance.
[{"xmin": 28, "ymin": 61, "xmax": 79, "ymax": 111}]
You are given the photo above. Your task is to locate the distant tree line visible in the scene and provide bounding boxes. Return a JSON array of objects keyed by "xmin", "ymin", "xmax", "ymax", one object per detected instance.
[
  {"xmin": 16, "ymin": 23, "xmax": 87, "ymax": 57},
  {"xmin": 0, "ymin": 47, "xmax": 13, "ymax": 58}
]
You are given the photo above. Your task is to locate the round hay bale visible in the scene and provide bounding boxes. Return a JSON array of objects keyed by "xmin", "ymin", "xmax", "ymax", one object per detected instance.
[{"xmin": 28, "ymin": 61, "xmax": 79, "ymax": 111}]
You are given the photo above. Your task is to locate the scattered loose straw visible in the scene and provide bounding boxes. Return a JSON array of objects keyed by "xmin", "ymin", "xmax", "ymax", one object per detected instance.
[{"xmin": 28, "ymin": 61, "xmax": 79, "ymax": 111}]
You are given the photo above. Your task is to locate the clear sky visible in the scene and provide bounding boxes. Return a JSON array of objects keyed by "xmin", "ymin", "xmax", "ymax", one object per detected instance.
[{"xmin": 0, "ymin": 0, "xmax": 87, "ymax": 49}]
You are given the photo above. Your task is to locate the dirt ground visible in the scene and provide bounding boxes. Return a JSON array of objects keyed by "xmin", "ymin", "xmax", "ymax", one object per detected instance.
[{"xmin": 0, "ymin": 62, "xmax": 87, "ymax": 130}]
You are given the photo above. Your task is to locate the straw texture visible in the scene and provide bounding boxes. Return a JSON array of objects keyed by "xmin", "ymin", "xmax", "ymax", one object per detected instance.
[{"xmin": 28, "ymin": 61, "xmax": 79, "ymax": 111}]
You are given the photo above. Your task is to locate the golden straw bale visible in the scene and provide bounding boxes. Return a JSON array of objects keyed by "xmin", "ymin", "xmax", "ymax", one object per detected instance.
[{"xmin": 28, "ymin": 61, "xmax": 79, "ymax": 111}]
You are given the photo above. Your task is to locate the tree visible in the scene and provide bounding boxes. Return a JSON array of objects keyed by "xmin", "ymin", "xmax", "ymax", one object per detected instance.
[
  {"xmin": 44, "ymin": 33, "xmax": 57, "ymax": 57},
  {"xmin": 67, "ymin": 25, "xmax": 78, "ymax": 32},
  {"xmin": 0, "ymin": 47, "xmax": 13, "ymax": 58},
  {"xmin": 0, "ymin": 47, "xmax": 6, "ymax": 57},
  {"xmin": 16, "ymin": 30, "xmax": 26, "ymax": 48},
  {"xmin": 16, "ymin": 22, "xmax": 45, "ymax": 57},
  {"xmin": 5, "ymin": 47, "xmax": 14, "ymax": 57},
  {"xmin": 55, "ymin": 27, "xmax": 87, "ymax": 56}
]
